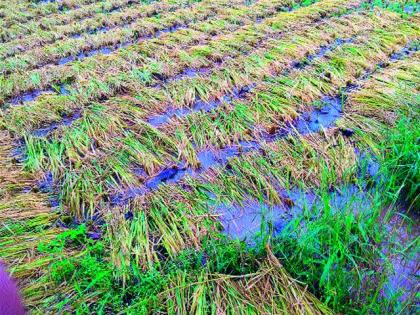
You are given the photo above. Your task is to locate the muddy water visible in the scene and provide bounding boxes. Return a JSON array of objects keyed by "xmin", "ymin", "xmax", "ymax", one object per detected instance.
[
  {"xmin": 381, "ymin": 211, "xmax": 419, "ymax": 308},
  {"xmin": 10, "ymin": 84, "xmax": 70, "ymax": 105},
  {"xmin": 214, "ymin": 183, "xmax": 419, "ymax": 307},
  {"xmin": 214, "ymin": 184, "xmax": 369, "ymax": 242},
  {"xmin": 32, "ymin": 110, "xmax": 81, "ymax": 137}
]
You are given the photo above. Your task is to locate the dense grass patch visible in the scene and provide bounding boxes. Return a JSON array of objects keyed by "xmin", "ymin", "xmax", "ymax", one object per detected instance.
[{"xmin": 378, "ymin": 117, "xmax": 420, "ymax": 209}]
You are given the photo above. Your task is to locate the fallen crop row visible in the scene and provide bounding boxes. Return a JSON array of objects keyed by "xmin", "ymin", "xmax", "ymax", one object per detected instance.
[{"xmin": 10, "ymin": 15, "xmax": 417, "ymax": 218}]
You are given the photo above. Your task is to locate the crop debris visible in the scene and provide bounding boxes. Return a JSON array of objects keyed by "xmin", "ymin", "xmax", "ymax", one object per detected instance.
[{"xmin": 0, "ymin": 0, "xmax": 418, "ymax": 313}]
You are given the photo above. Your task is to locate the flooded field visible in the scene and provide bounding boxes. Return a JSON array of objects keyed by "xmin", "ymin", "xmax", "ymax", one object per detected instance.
[{"xmin": 0, "ymin": 0, "xmax": 418, "ymax": 313}]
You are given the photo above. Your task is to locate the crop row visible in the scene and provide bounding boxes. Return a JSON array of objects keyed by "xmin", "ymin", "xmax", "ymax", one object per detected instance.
[
  {"xmin": 340, "ymin": 50, "xmax": 420, "ymax": 138},
  {"xmin": 10, "ymin": 10, "xmax": 418, "ymax": 217},
  {"xmin": 0, "ymin": 0, "xmax": 309, "ymax": 102},
  {"xmin": 0, "ymin": 0, "xmax": 102, "ymax": 31},
  {"xmin": 0, "ymin": 0, "xmax": 294, "ymax": 75},
  {"xmin": 0, "ymin": 0, "xmax": 196, "ymax": 59},
  {"xmin": 0, "ymin": 0, "xmax": 359, "ymax": 110}
]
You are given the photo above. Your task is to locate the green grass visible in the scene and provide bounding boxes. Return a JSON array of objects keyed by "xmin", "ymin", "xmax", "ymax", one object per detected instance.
[{"xmin": 378, "ymin": 117, "xmax": 420, "ymax": 209}]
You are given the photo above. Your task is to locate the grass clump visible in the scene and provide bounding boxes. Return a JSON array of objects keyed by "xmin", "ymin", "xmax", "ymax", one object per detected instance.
[
  {"xmin": 271, "ymin": 185, "xmax": 384, "ymax": 313},
  {"xmin": 378, "ymin": 117, "xmax": 420, "ymax": 209}
]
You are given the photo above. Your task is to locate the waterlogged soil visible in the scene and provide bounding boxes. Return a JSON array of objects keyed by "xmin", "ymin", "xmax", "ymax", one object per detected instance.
[
  {"xmin": 10, "ymin": 84, "xmax": 70, "ymax": 105},
  {"xmin": 213, "ymin": 184, "xmax": 419, "ymax": 307},
  {"xmin": 214, "ymin": 184, "xmax": 370, "ymax": 242},
  {"xmin": 381, "ymin": 212, "xmax": 419, "ymax": 307},
  {"xmin": 80, "ymin": 37, "xmax": 361, "ymax": 206}
]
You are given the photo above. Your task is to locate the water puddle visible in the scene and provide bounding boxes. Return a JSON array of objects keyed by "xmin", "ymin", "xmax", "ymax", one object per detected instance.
[
  {"xmin": 274, "ymin": 96, "xmax": 343, "ymax": 137},
  {"xmin": 110, "ymin": 187, "xmax": 147, "ymax": 206},
  {"xmin": 216, "ymin": 199, "xmax": 299, "ymax": 243},
  {"xmin": 10, "ymin": 84, "xmax": 70, "ymax": 105},
  {"xmin": 381, "ymin": 212, "xmax": 419, "ymax": 307},
  {"xmin": 10, "ymin": 139, "xmax": 26, "ymax": 164},
  {"xmin": 32, "ymin": 110, "xmax": 82, "ymax": 137},
  {"xmin": 9, "ymin": 90, "xmax": 46, "ymax": 104},
  {"xmin": 355, "ymin": 148, "xmax": 381, "ymax": 180},
  {"xmin": 37, "ymin": 0, "xmax": 58, "ymax": 4},
  {"xmin": 389, "ymin": 42, "xmax": 419, "ymax": 61},
  {"xmin": 214, "ymin": 184, "xmax": 370, "ymax": 242},
  {"xmin": 170, "ymin": 67, "xmax": 213, "ymax": 82},
  {"xmin": 37, "ymin": 171, "xmax": 60, "ymax": 207},
  {"xmin": 38, "ymin": 171, "xmax": 54, "ymax": 193}
]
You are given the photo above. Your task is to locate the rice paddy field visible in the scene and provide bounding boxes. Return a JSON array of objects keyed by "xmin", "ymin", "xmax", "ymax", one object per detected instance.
[{"xmin": 0, "ymin": 0, "xmax": 419, "ymax": 313}]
